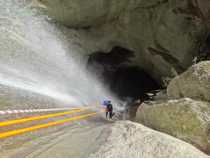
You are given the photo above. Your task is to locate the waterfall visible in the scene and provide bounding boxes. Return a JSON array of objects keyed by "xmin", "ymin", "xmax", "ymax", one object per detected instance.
[{"xmin": 0, "ymin": 0, "xmax": 116, "ymax": 108}]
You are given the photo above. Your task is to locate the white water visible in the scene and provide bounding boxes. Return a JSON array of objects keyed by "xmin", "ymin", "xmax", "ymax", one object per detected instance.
[{"xmin": 0, "ymin": 0, "xmax": 116, "ymax": 107}]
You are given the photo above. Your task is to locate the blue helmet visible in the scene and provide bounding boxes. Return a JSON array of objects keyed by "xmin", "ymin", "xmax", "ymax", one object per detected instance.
[{"xmin": 102, "ymin": 100, "xmax": 111, "ymax": 106}]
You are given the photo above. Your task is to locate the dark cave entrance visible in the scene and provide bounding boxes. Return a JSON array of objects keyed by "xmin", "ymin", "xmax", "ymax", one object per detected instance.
[{"xmin": 87, "ymin": 46, "xmax": 161, "ymax": 102}]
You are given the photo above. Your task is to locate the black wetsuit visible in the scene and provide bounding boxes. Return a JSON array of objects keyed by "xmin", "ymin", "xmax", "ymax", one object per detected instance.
[{"xmin": 107, "ymin": 103, "xmax": 113, "ymax": 119}]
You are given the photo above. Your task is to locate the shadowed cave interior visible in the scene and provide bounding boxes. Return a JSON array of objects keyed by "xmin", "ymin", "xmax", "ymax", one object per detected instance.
[{"xmin": 87, "ymin": 46, "xmax": 161, "ymax": 102}]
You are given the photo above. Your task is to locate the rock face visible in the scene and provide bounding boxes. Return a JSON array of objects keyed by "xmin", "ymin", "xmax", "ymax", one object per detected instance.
[
  {"xmin": 89, "ymin": 121, "xmax": 209, "ymax": 158},
  {"xmin": 36, "ymin": 0, "xmax": 128, "ymax": 28},
  {"xmin": 167, "ymin": 61, "xmax": 210, "ymax": 101},
  {"xmin": 37, "ymin": 0, "xmax": 210, "ymax": 82},
  {"xmin": 136, "ymin": 98, "xmax": 210, "ymax": 153}
]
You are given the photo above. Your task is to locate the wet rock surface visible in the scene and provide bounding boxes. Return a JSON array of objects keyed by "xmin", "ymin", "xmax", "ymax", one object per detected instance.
[
  {"xmin": 1, "ymin": 116, "xmax": 109, "ymax": 158},
  {"xmin": 89, "ymin": 121, "xmax": 210, "ymax": 158}
]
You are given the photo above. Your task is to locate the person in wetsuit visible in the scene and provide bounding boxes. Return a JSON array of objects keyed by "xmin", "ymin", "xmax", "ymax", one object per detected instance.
[{"xmin": 106, "ymin": 101, "xmax": 113, "ymax": 119}]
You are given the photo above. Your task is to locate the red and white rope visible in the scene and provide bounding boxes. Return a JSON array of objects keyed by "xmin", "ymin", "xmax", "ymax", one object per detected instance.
[{"xmin": 0, "ymin": 108, "xmax": 79, "ymax": 115}]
